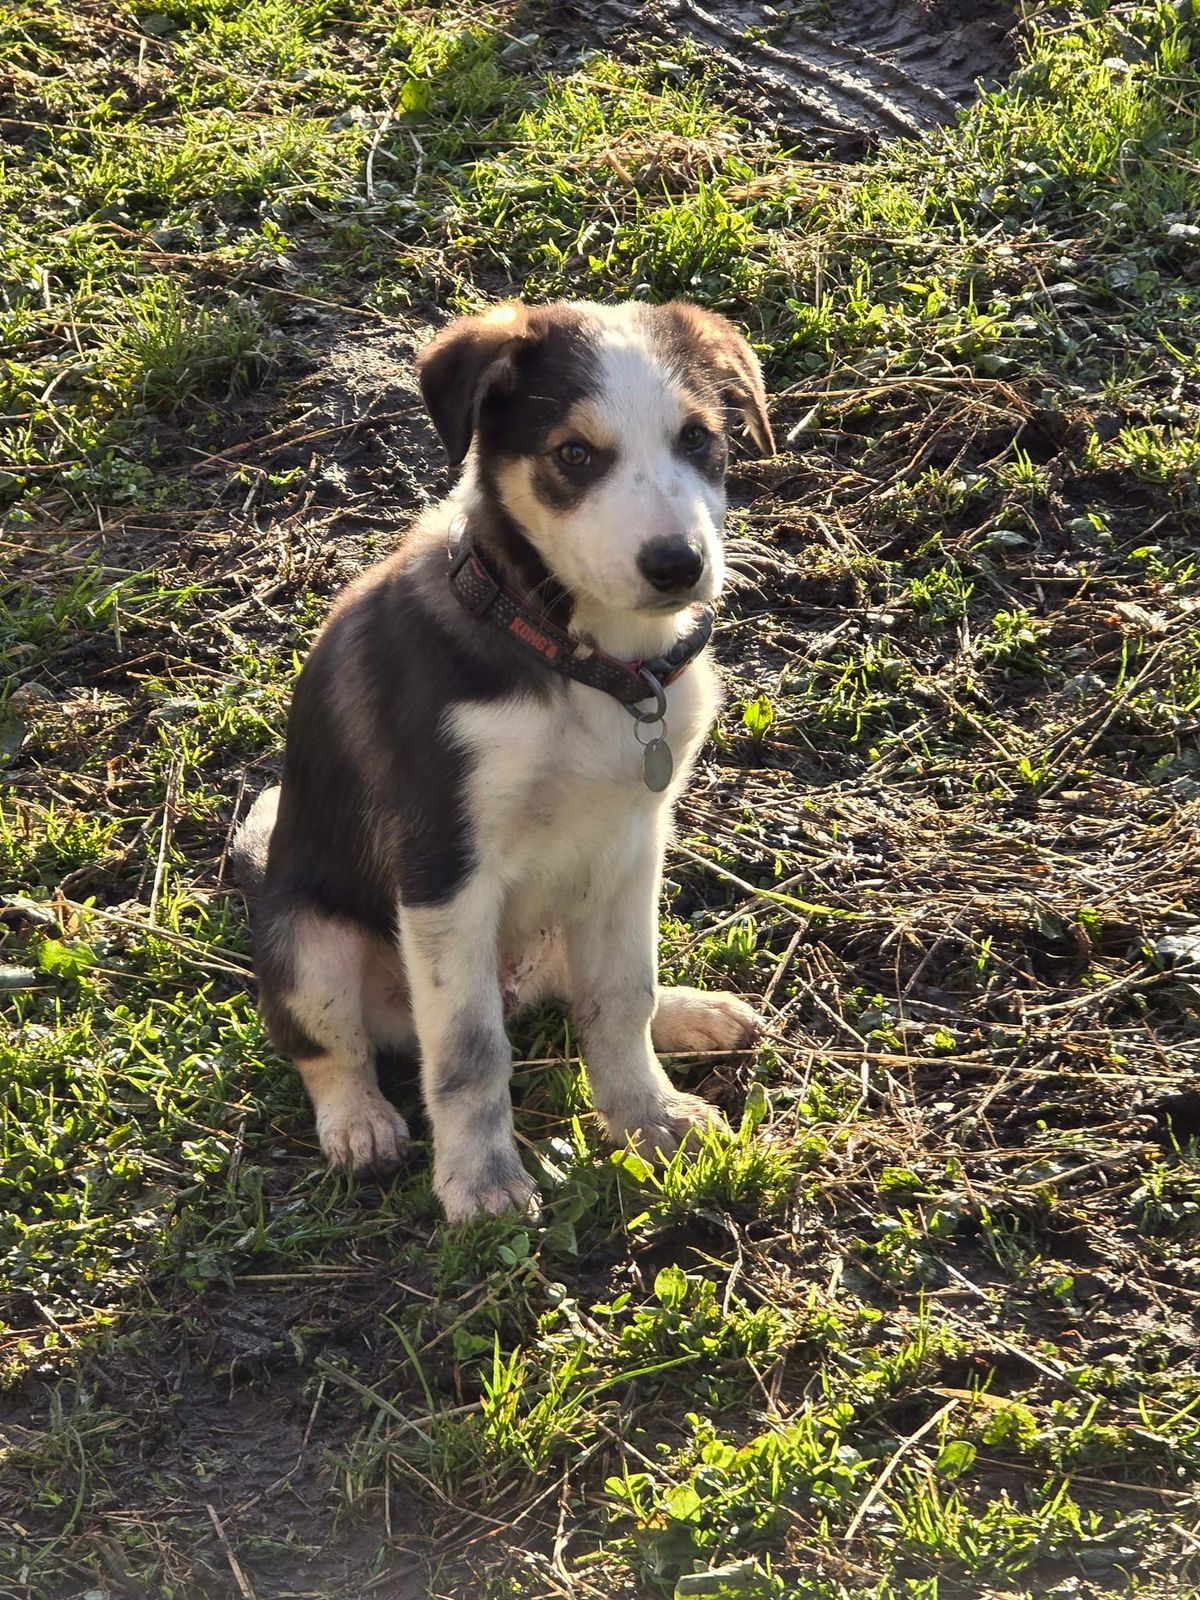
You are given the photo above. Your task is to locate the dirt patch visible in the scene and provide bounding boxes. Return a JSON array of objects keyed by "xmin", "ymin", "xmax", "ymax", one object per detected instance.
[
  {"xmin": 190, "ymin": 308, "xmax": 450, "ymax": 587},
  {"xmin": 591, "ymin": 0, "xmax": 1018, "ymax": 150},
  {"xmin": 2, "ymin": 1276, "xmax": 436, "ymax": 1600}
]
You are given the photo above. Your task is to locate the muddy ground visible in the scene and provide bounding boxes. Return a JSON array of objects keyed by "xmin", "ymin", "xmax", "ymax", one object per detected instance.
[{"xmin": 593, "ymin": 0, "xmax": 1017, "ymax": 150}]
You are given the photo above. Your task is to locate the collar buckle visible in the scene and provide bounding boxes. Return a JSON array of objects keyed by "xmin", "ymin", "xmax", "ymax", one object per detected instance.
[{"xmin": 641, "ymin": 607, "xmax": 715, "ymax": 687}]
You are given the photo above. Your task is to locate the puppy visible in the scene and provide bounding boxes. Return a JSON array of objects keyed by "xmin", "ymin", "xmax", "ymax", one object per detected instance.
[{"xmin": 233, "ymin": 300, "xmax": 774, "ymax": 1223}]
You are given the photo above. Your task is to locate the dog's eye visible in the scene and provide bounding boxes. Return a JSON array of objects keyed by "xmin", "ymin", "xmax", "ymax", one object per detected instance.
[
  {"xmin": 681, "ymin": 423, "xmax": 710, "ymax": 453},
  {"xmin": 557, "ymin": 441, "xmax": 591, "ymax": 468}
]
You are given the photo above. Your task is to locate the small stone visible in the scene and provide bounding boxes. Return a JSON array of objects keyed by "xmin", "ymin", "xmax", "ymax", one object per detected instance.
[
  {"xmin": 0, "ymin": 966, "xmax": 39, "ymax": 990},
  {"xmin": 1156, "ymin": 929, "xmax": 1200, "ymax": 965},
  {"xmin": 1070, "ymin": 1271, "xmax": 1111, "ymax": 1300},
  {"xmin": 9, "ymin": 682, "xmax": 56, "ymax": 715}
]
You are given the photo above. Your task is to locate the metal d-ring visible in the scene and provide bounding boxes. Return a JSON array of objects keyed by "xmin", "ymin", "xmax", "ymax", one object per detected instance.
[{"xmin": 626, "ymin": 667, "xmax": 667, "ymax": 725}]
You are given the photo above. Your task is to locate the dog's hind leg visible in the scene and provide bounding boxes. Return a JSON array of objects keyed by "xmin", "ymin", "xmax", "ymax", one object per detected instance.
[
  {"xmin": 259, "ymin": 908, "xmax": 410, "ymax": 1174},
  {"xmin": 651, "ymin": 987, "xmax": 761, "ymax": 1054}
]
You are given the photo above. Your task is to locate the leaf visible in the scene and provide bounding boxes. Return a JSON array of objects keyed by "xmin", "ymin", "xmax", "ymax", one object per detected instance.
[
  {"xmin": 654, "ymin": 1264, "xmax": 688, "ymax": 1309},
  {"xmin": 606, "ymin": 1470, "xmax": 651, "ymax": 1507},
  {"xmin": 663, "ymin": 1483, "xmax": 703, "ymax": 1522},
  {"xmin": 740, "ymin": 1081, "xmax": 769, "ymax": 1134},
  {"xmin": 613, "ymin": 1147, "xmax": 654, "ymax": 1184},
  {"xmin": 499, "ymin": 31, "xmax": 539, "ymax": 59},
  {"xmin": 38, "ymin": 938, "xmax": 97, "ymax": 977},
  {"xmin": 927, "ymin": 1197, "xmax": 967, "ymax": 1237},
  {"xmin": 540, "ymin": 1219, "xmax": 578, "ymax": 1257},
  {"xmin": 399, "ymin": 75, "xmax": 432, "ymax": 114},
  {"xmin": 496, "ymin": 1230, "xmax": 531, "ymax": 1266},
  {"xmin": 452, "ymin": 1327, "xmax": 494, "ymax": 1363},
  {"xmin": 935, "ymin": 1439, "xmax": 978, "ymax": 1479},
  {"xmin": 741, "ymin": 695, "xmax": 774, "ymax": 737},
  {"xmin": 0, "ymin": 718, "xmax": 28, "ymax": 761}
]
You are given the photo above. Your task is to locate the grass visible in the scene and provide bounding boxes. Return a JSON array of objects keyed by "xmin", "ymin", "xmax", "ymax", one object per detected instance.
[{"xmin": 2, "ymin": 0, "xmax": 1200, "ymax": 1595}]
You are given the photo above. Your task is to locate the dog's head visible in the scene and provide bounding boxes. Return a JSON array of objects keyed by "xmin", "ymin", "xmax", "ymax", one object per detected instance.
[{"xmin": 416, "ymin": 301, "xmax": 773, "ymax": 618}]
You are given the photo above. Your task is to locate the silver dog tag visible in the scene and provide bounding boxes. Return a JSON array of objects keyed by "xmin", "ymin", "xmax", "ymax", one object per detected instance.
[{"xmin": 642, "ymin": 737, "xmax": 674, "ymax": 792}]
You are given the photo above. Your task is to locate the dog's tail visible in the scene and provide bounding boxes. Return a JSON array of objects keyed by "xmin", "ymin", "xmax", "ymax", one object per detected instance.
[{"xmin": 230, "ymin": 785, "xmax": 281, "ymax": 898}]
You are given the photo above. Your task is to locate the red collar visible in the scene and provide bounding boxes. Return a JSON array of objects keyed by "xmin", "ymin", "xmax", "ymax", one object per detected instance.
[{"xmin": 446, "ymin": 521, "xmax": 714, "ymax": 708}]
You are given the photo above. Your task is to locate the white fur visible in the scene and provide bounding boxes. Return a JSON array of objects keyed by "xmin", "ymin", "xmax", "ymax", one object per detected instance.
[
  {"xmin": 652, "ymin": 987, "xmax": 761, "ymax": 1053},
  {"xmin": 413, "ymin": 657, "xmax": 727, "ymax": 1218}
]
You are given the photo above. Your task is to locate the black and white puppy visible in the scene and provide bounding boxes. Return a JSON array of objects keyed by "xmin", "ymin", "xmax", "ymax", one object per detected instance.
[{"xmin": 233, "ymin": 299, "xmax": 774, "ymax": 1224}]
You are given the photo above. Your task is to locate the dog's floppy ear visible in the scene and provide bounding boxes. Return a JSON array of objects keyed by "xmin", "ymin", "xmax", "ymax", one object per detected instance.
[
  {"xmin": 416, "ymin": 303, "xmax": 534, "ymax": 468},
  {"xmin": 662, "ymin": 304, "xmax": 775, "ymax": 458}
]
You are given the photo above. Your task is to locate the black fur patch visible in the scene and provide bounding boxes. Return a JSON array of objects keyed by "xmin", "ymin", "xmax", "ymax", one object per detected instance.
[
  {"xmin": 256, "ymin": 530, "xmax": 563, "ymax": 970},
  {"xmin": 531, "ymin": 435, "xmax": 617, "ymax": 509},
  {"xmin": 672, "ymin": 416, "xmax": 728, "ymax": 486},
  {"xmin": 466, "ymin": 309, "xmax": 606, "ymax": 609},
  {"xmin": 428, "ymin": 1019, "xmax": 512, "ymax": 1102},
  {"xmin": 467, "ymin": 489, "xmax": 572, "ymax": 625},
  {"xmin": 475, "ymin": 307, "xmax": 600, "ymax": 461}
]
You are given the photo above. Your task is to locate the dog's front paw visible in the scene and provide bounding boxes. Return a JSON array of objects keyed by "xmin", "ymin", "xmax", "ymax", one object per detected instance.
[
  {"xmin": 651, "ymin": 987, "xmax": 762, "ymax": 1053},
  {"xmin": 435, "ymin": 1144, "xmax": 542, "ymax": 1226},
  {"xmin": 604, "ymin": 1091, "xmax": 728, "ymax": 1161},
  {"xmin": 317, "ymin": 1089, "xmax": 410, "ymax": 1175}
]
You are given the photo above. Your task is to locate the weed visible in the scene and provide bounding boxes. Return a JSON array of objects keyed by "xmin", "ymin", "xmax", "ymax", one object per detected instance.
[
  {"xmin": 978, "ymin": 608, "xmax": 1049, "ymax": 671},
  {"xmin": 101, "ymin": 281, "xmax": 277, "ymax": 415}
]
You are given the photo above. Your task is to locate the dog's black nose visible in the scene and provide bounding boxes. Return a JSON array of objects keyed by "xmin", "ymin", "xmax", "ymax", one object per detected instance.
[{"xmin": 637, "ymin": 537, "xmax": 704, "ymax": 593}]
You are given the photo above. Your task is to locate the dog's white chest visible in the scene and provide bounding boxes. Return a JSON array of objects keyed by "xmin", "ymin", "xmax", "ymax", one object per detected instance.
[{"xmin": 448, "ymin": 662, "xmax": 716, "ymax": 897}]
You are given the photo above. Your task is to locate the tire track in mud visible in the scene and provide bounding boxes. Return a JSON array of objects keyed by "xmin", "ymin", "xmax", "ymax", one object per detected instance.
[{"xmin": 594, "ymin": 0, "xmax": 1017, "ymax": 149}]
